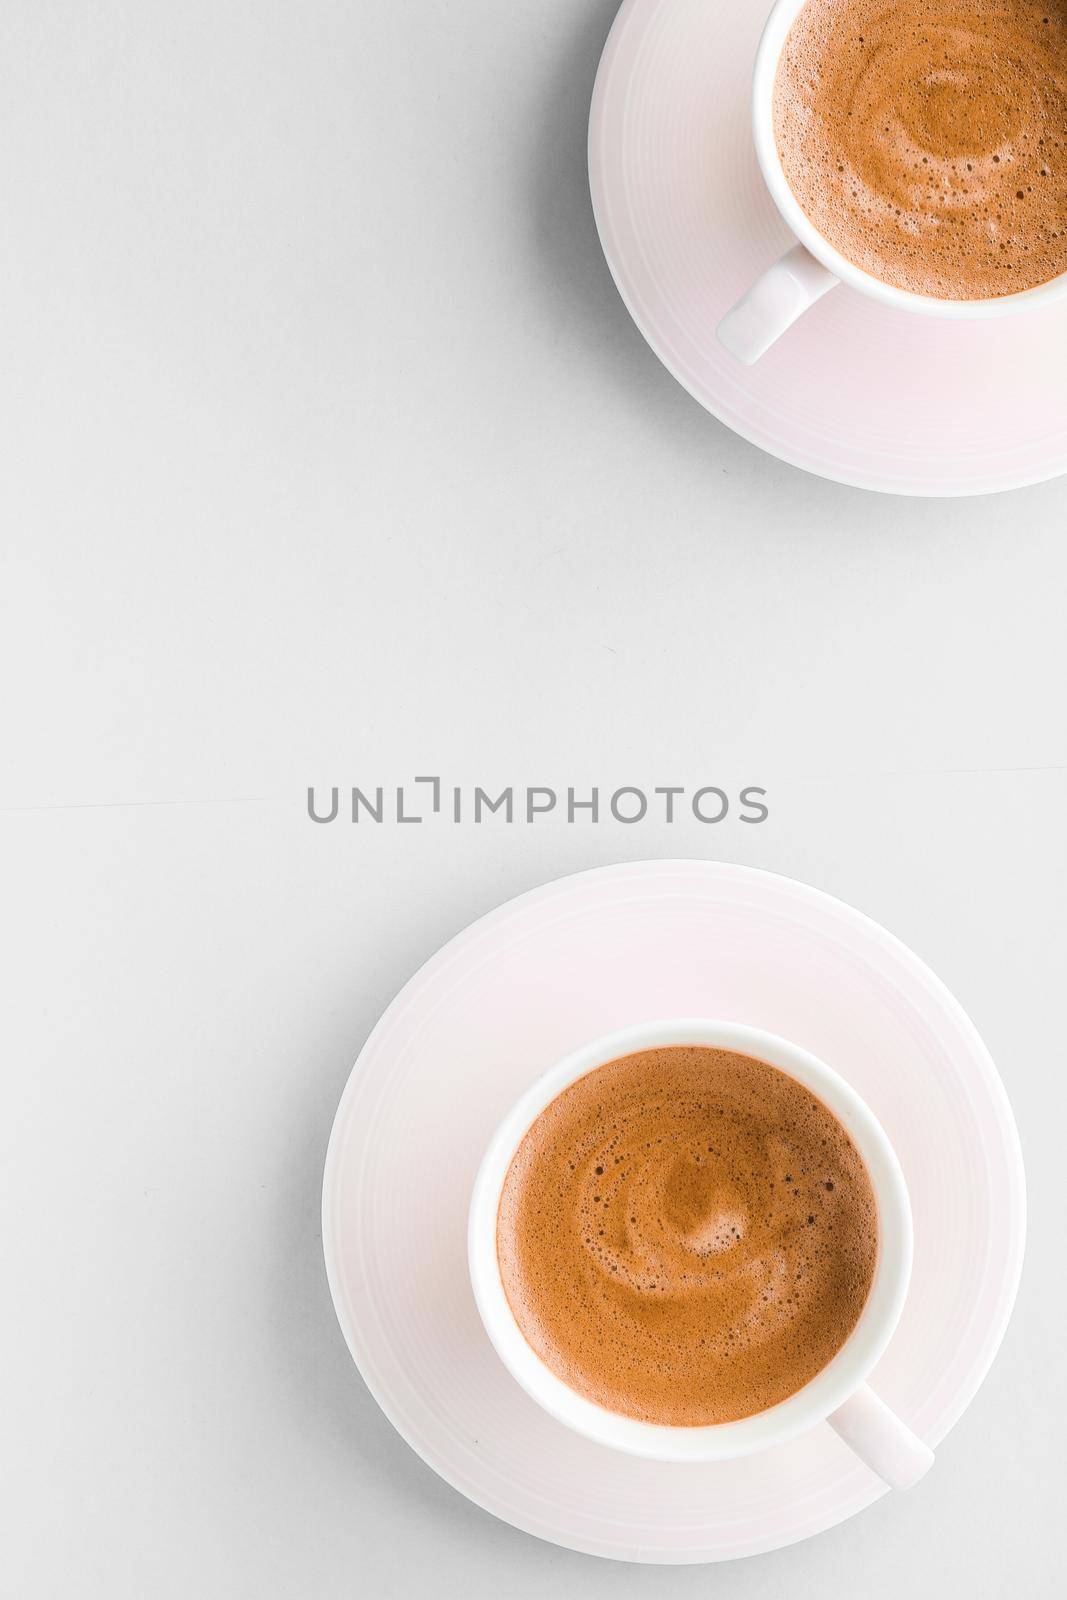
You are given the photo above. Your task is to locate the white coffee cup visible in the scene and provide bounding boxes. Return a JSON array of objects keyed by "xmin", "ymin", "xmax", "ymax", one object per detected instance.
[
  {"xmin": 716, "ymin": 0, "xmax": 1067, "ymax": 364},
  {"xmin": 469, "ymin": 1018, "xmax": 934, "ymax": 1488}
]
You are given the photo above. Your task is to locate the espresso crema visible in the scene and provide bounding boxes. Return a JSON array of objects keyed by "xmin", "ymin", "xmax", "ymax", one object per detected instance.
[
  {"xmin": 773, "ymin": 0, "xmax": 1067, "ymax": 297},
  {"xmin": 497, "ymin": 1047, "xmax": 878, "ymax": 1426}
]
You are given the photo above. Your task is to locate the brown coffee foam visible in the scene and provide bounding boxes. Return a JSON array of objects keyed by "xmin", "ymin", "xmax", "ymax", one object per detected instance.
[
  {"xmin": 496, "ymin": 1047, "xmax": 878, "ymax": 1427},
  {"xmin": 773, "ymin": 0, "xmax": 1067, "ymax": 298}
]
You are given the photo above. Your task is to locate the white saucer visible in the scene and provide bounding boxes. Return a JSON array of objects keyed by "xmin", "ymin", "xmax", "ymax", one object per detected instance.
[
  {"xmin": 588, "ymin": 0, "xmax": 1067, "ymax": 495},
  {"xmin": 322, "ymin": 861, "xmax": 1025, "ymax": 1563}
]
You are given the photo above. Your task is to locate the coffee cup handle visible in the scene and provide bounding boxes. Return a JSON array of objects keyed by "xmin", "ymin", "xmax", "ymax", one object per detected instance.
[
  {"xmin": 716, "ymin": 242, "xmax": 839, "ymax": 365},
  {"xmin": 827, "ymin": 1383, "xmax": 934, "ymax": 1490}
]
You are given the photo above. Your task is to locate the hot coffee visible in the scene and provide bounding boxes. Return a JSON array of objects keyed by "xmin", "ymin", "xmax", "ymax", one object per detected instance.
[
  {"xmin": 772, "ymin": 0, "xmax": 1067, "ymax": 298},
  {"xmin": 496, "ymin": 1046, "xmax": 878, "ymax": 1426}
]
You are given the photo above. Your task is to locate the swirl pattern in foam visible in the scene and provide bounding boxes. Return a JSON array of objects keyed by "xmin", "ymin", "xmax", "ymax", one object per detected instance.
[
  {"xmin": 496, "ymin": 1047, "xmax": 878, "ymax": 1427},
  {"xmin": 773, "ymin": 0, "xmax": 1067, "ymax": 298}
]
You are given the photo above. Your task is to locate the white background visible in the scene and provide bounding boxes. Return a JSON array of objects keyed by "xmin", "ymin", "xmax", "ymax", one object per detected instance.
[{"xmin": 2, "ymin": 1, "xmax": 1064, "ymax": 1594}]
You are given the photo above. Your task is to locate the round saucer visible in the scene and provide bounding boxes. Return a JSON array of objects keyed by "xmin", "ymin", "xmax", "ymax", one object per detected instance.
[
  {"xmin": 588, "ymin": 0, "xmax": 1067, "ymax": 495},
  {"xmin": 322, "ymin": 861, "xmax": 1025, "ymax": 1563}
]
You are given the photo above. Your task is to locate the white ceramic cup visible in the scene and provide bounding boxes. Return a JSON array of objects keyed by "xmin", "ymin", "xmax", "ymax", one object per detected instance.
[
  {"xmin": 716, "ymin": 0, "xmax": 1067, "ymax": 364},
  {"xmin": 469, "ymin": 1018, "xmax": 934, "ymax": 1488}
]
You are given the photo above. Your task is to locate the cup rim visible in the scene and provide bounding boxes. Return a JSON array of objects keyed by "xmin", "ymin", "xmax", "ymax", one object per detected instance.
[
  {"xmin": 468, "ymin": 1018, "xmax": 913, "ymax": 1462},
  {"xmin": 752, "ymin": 0, "xmax": 1067, "ymax": 318}
]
